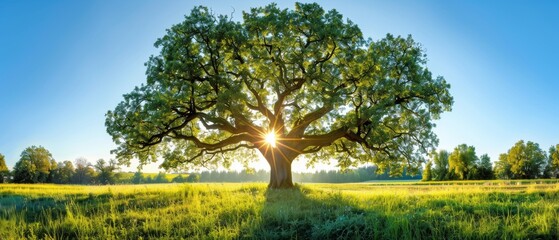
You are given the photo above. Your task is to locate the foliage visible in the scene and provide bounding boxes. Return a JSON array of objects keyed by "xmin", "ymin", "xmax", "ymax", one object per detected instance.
[
  {"xmin": 0, "ymin": 153, "xmax": 8, "ymax": 183},
  {"xmin": 71, "ymin": 158, "xmax": 97, "ymax": 184},
  {"xmin": 131, "ymin": 171, "xmax": 145, "ymax": 184},
  {"xmin": 494, "ymin": 153, "xmax": 512, "ymax": 179},
  {"xmin": 448, "ymin": 144, "xmax": 478, "ymax": 180},
  {"xmin": 186, "ymin": 173, "xmax": 201, "ymax": 183},
  {"xmin": 430, "ymin": 150, "xmax": 449, "ymax": 181},
  {"xmin": 476, "ymin": 154, "xmax": 493, "ymax": 180},
  {"xmin": 154, "ymin": 172, "xmax": 170, "ymax": 183},
  {"xmin": 12, "ymin": 146, "xmax": 55, "ymax": 183},
  {"xmin": 105, "ymin": 2, "xmax": 453, "ymax": 186},
  {"xmin": 496, "ymin": 140, "xmax": 547, "ymax": 179},
  {"xmin": 0, "ymin": 182, "xmax": 558, "ymax": 239},
  {"xmin": 545, "ymin": 144, "xmax": 559, "ymax": 178},
  {"xmin": 49, "ymin": 160, "xmax": 75, "ymax": 184},
  {"xmin": 422, "ymin": 161, "xmax": 432, "ymax": 181},
  {"xmin": 171, "ymin": 174, "xmax": 186, "ymax": 183},
  {"xmin": 94, "ymin": 159, "xmax": 119, "ymax": 185}
]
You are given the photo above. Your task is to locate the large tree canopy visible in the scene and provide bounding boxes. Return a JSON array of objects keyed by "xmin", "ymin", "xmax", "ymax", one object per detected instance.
[{"xmin": 106, "ymin": 3, "xmax": 453, "ymax": 188}]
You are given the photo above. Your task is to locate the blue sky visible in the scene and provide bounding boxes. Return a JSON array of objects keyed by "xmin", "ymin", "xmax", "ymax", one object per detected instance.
[{"xmin": 1, "ymin": 1, "xmax": 558, "ymax": 172}]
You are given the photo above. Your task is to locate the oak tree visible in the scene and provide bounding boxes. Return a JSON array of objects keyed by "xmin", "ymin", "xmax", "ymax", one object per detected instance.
[{"xmin": 106, "ymin": 3, "xmax": 453, "ymax": 188}]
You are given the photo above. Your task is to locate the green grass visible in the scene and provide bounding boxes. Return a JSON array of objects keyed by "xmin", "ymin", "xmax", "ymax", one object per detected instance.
[{"xmin": 1, "ymin": 181, "xmax": 558, "ymax": 239}]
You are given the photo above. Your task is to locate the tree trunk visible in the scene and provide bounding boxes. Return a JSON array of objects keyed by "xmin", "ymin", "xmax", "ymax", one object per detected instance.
[{"xmin": 260, "ymin": 147, "xmax": 295, "ymax": 189}]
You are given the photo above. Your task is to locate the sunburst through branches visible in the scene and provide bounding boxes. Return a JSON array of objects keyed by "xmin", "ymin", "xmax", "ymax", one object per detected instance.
[{"xmin": 264, "ymin": 130, "xmax": 277, "ymax": 148}]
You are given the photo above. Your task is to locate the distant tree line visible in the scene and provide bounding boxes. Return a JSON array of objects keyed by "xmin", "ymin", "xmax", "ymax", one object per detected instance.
[
  {"xmin": 422, "ymin": 141, "xmax": 559, "ymax": 181},
  {"xmin": 118, "ymin": 166, "xmax": 418, "ymax": 185},
  {"xmin": 2, "ymin": 141, "xmax": 558, "ymax": 185},
  {"xmin": 189, "ymin": 166, "xmax": 420, "ymax": 183},
  {"xmin": 126, "ymin": 171, "xmax": 200, "ymax": 184},
  {"xmin": 0, "ymin": 146, "xmax": 121, "ymax": 185}
]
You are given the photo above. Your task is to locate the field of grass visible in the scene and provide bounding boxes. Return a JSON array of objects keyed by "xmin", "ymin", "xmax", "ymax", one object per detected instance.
[{"xmin": 1, "ymin": 181, "xmax": 558, "ymax": 239}]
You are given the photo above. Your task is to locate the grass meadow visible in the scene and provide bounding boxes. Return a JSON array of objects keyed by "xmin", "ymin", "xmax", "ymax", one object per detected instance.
[{"xmin": 1, "ymin": 181, "xmax": 558, "ymax": 239}]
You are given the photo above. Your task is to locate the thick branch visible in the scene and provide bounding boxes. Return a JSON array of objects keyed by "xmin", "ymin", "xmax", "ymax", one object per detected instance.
[
  {"xmin": 181, "ymin": 143, "xmax": 257, "ymax": 166},
  {"xmin": 300, "ymin": 127, "xmax": 348, "ymax": 150},
  {"xmin": 288, "ymin": 105, "xmax": 333, "ymax": 138},
  {"xmin": 242, "ymin": 76, "xmax": 276, "ymax": 122},
  {"xmin": 171, "ymin": 132, "xmax": 255, "ymax": 150},
  {"xmin": 138, "ymin": 113, "xmax": 198, "ymax": 148}
]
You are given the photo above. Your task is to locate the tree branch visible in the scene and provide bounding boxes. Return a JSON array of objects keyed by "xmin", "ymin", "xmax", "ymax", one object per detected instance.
[
  {"xmin": 300, "ymin": 127, "xmax": 348, "ymax": 149},
  {"xmin": 288, "ymin": 105, "xmax": 333, "ymax": 137},
  {"xmin": 171, "ymin": 132, "xmax": 255, "ymax": 150},
  {"xmin": 180, "ymin": 143, "xmax": 257, "ymax": 166}
]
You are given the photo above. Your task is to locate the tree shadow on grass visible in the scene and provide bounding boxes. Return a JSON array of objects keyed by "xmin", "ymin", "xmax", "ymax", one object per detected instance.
[
  {"xmin": 240, "ymin": 185, "xmax": 559, "ymax": 240},
  {"xmin": 239, "ymin": 186, "xmax": 403, "ymax": 239}
]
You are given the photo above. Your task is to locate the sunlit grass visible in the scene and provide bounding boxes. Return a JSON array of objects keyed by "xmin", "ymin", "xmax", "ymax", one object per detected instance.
[{"xmin": 1, "ymin": 181, "xmax": 558, "ymax": 239}]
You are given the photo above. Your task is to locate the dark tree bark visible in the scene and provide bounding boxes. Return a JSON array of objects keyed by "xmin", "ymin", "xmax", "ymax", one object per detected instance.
[{"xmin": 259, "ymin": 144, "xmax": 296, "ymax": 189}]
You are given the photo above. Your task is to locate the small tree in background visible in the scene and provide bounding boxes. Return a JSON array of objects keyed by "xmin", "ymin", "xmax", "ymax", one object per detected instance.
[
  {"xmin": 545, "ymin": 144, "xmax": 559, "ymax": 178},
  {"xmin": 431, "ymin": 150, "xmax": 450, "ymax": 180},
  {"xmin": 132, "ymin": 171, "xmax": 145, "ymax": 184},
  {"xmin": 172, "ymin": 174, "xmax": 186, "ymax": 183},
  {"xmin": 506, "ymin": 140, "xmax": 546, "ymax": 179},
  {"xmin": 154, "ymin": 172, "xmax": 169, "ymax": 183},
  {"xmin": 94, "ymin": 159, "xmax": 119, "ymax": 185},
  {"xmin": 72, "ymin": 158, "xmax": 96, "ymax": 184},
  {"xmin": 422, "ymin": 161, "xmax": 432, "ymax": 181},
  {"xmin": 186, "ymin": 173, "xmax": 201, "ymax": 183},
  {"xmin": 448, "ymin": 144, "xmax": 478, "ymax": 180},
  {"xmin": 476, "ymin": 154, "xmax": 493, "ymax": 180},
  {"xmin": 12, "ymin": 146, "xmax": 55, "ymax": 183},
  {"xmin": 494, "ymin": 153, "xmax": 512, "ymax": 179},
  {"xmin": 0, "ymin": 154, "xmax": 9, "ymax": 183},
  {"xmin": 50, "ymin": 160, "xmax": 76, "ymax": 184}
]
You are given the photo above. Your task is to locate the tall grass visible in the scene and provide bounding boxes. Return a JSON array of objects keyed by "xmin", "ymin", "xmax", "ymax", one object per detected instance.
[{"xmin": 0, "ymin": 181, "xmax": 558, "ymax": 239}]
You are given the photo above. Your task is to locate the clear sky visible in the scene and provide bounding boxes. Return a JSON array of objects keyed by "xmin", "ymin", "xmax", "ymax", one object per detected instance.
[{"xmin": 1, "ymin": 1, "xmax": 558, "ymax": 172}]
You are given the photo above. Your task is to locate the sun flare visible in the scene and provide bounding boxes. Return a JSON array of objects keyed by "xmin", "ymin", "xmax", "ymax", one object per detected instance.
[{"xmin": 265, "ymin": 131, "xmax": 277, "ymax": 148}]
